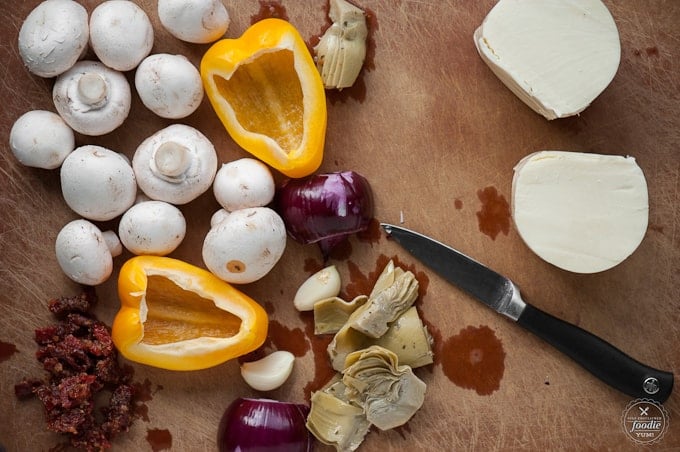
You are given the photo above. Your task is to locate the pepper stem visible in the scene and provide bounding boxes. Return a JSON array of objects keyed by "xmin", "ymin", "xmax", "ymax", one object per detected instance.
[{"xmin": 153, "ymin": 141, "xmax": 191, "ymax": 181}]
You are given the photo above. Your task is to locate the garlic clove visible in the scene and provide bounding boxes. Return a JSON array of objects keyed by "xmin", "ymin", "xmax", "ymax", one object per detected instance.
[
  {"xmin": 294, "ymin": 265, "xmax": 342, "ymax": 311},
  {"xmin": 314, "ymin": 0, "xmax": 368, "ymax": 89},
  {"xmin": 240, "ymin": 351, "xmax": 295, "ymax": 391}
]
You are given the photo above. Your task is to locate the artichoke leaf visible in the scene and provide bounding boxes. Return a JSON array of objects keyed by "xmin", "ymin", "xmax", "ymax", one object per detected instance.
[
  {"xmin": 348, "ymin": 265, "xmax": 419, "ymax": 338},
  {"xmin": 314, "ymin": 295, "xmax": 368, "ymax": 334},
  {"xmin": 373, "ymin": 306, "xmax": 434, "ymax": 368},
  {"xmin": 306, "ymin": 390, "xmax": 372, "ymax": 452}
]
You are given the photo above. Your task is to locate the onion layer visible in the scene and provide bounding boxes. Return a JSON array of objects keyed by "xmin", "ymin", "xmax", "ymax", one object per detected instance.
[
  {"xmin": 275, "ymin": 171, "xmax": 374, "ymax": 257},
  {"xmin": 217, "ymin": 398, "xmax": 312, "ymax": 452}
]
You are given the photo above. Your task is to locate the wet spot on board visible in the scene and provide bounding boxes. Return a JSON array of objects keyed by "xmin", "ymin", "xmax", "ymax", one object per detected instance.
[
  {"xmin": 441, "ymin": 325, "xmax": 505, "ymax": 395},
  {"xmin": 250, "ymin": 0, "xmax": 289, "ymax": 23},
  {"xmin": 0, "ymin": 340, "xmax": 19, "ymax": 363},
  {"xmin": 146, "ymin": 428, "xmax": 172, "ymax": 451},
  {"xmin": 301, "ymin": 312, "xmax": 336, "ymax": 401},
  {"xmin": 476, "ymin": 186, "xmax": 510, "ymax": 240},
  {"xmin": 265, "ymin": 320, "xmax": 310, "ymax": 357},
  {"xmin": 454, "ymin": 198, "xmax": 463, "ymax": 210},
  {"xmin": 133, "ymin": 378, "xmax": 164, "ymax": 423}
]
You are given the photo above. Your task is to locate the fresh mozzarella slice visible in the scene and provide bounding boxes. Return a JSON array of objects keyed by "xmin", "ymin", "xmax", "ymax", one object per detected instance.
[
  {"xmin": 512, "ymin": 151, "xmax": 648, "ymax": 273},
  {"xmin": 474, "ymin": 0, "xmax": 620, "ymax": 120}
]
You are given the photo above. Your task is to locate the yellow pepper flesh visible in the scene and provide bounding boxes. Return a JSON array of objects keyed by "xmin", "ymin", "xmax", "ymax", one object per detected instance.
[
  {"xmin": 201, "ymin": 18, "xmax": 327, "ymax": 178},
  {"xmin": 112, "ymin": 256, "xmax": 268, "ymax": 371}
]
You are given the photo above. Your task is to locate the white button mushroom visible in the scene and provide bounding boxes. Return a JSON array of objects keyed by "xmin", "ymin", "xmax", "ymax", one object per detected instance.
[
  {"xmin": 60, "ymin": 145, "xmax": 137, "ymax": 221},
  {"xmin": 132, "ymin": 124, "xmax": 218, "ymax": 205},
  {"xmin": 210, "ymin": 209, "xmax": 230, "ymax": 228},
  {"xmin": 18, "ymin": 0, "xmax": 89, "ymax": 78},
  {"xmin": 202, "ymin": 207, "xmax": 287, "ymax": 284},
  {"xmin": 135, "ymin": 54, "xmax": 204, "ymax": 119},
  {"xmin": 9, "ymin": 110, "xmax": 75, "ymax": 169},
  {"xmin": 55, "ymin": 219, "xmax": 122, "ymax": 285},
  {"xmin": 118, "ymin": 200, "xmax": 187, "ymax": 256},
  {"xmin": 89, "ymin": 0, "xmax": 154, "ymax": 71},
  {"xmin": 158, "ymin": 0, "xmax": 230, "ymax": 44},
  {"xmin": 213, "ymin": 158, "xmax": 275, "ymax": 212},
  {"xmin": 53, "ymin": 61, "xmax": 132, "ymax": 136}
]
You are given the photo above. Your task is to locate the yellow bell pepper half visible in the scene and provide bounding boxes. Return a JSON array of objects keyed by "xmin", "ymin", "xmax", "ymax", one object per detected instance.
[
  {"xmin": 112, "ymin": 256, "xmax": 268, "ymax": 371},
  {"xmin": 200, "ymin": 18, "xmax": 327, "ymax": 178}
]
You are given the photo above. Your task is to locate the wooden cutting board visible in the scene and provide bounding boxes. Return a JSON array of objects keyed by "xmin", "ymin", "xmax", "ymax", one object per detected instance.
[{"xmin": 1, "ymin": 1, "xmax": 678, "ymax": 451}]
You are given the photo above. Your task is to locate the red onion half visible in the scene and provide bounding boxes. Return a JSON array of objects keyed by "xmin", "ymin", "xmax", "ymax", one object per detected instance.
[
  {"xmin": 217, "ymin": 398, "xmax": 312, "ymax": 452},
  {"xmin": 275, "ymin": 171, "xmax": 374, "ymax": 258}
]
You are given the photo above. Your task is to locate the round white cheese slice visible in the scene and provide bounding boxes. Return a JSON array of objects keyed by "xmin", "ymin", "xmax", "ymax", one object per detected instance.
[
  {"xmin": 512, "ymin": 151, "xmax": 648, "ymax": 273},
  {"xmin": 474, "ymin": 0, "xmax": 620, "ymax": 120}
]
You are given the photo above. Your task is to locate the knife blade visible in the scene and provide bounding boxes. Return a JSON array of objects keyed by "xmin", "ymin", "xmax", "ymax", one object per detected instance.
[{"xmin": 381, "ymin": 223, "xmax": 674, "ymax": 403}]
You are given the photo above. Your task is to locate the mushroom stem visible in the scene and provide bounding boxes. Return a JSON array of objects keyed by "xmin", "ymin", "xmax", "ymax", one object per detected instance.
[
  {"xmin": 101, "ymin": 230, "xmax": 123, "ymax": 257},
  {"xmin": 152, "ymin": 141, "xmax": 192, "ymax": 182},
  {"xmin": 78, "ymin": 72, "xmax": 108, "ymax": 107}
]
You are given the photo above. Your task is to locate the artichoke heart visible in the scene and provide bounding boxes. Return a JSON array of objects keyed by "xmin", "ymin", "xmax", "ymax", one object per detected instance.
[
  {"xmin": 343, "ymin": 346, "xmax": 426, "ymax": 431},
  {"xmin": 348, "ymin": 262, "xmax": 419, "ymax": 338},
  {"xmin": 306, "ymin": 390, "xmax": 372, "ymax": 452},
  {"xmin": 328, "ymin": 306, "xmax": 433, "ymax": 371},
  {"xmin": 314, "ymin": 0, "xmax": 368, "ymax": 89}
]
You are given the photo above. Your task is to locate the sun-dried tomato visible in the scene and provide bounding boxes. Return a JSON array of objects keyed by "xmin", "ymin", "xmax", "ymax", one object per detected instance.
[{"xmin": 15, "ymin": 291, "xmax": 137, "ymax": 451}]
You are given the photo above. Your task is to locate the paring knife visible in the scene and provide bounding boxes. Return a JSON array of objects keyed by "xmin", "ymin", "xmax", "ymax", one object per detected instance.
[{"xmin": 381, "ymin": 223, "xmax": 674, "ymax": 403}]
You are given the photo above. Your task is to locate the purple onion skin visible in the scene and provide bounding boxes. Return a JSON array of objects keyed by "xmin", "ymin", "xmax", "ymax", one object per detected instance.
[
  {"xmin": 275, "ymin": 171, "xmax": 374, "ymax": 258},
  {"xmin": 217, "ymin": 398, "xmax": 312, "ymax": 452}
]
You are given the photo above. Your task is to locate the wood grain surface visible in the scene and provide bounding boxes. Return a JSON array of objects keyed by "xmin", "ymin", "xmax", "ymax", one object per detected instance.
[{"xmin": 1, "ymin": 1, "xmax": 678, "ymax": 451}]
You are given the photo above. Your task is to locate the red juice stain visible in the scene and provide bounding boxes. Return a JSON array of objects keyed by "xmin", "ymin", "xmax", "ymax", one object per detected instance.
[
  {"xmin": 264, "ymin": 320, "xmax": 310, "ymax": 357},
  {"xmin": 304, "ymin": 257, "xmax": 325, "ymax": 274},
  {"xmin": 356, "ymin": 217, "xmax": 381, "ymax": 244},
  {"xmin": 454, "ymin": 199, "xmax": 463, "ymax": 210},
  {"xmin": 301, "ymin": 311, "xmax": 336, "ymax": 402},
  {"xmin": 133, "ymin": 378, "xmax": 164, "ymax": 422},
  {"xmin": 441, "ymin": 325, "xmax": 505, "ymax": 395},
  {"xmin": 326, "ymin": 238, "xmax": 353, "ymax": 261},
  {"xmin": 263, "ymin": 301, "xmax": 276, "ymax": 314},
  {"xmin": 645, "ymin": 46, "xmax": 659, "ymax": 57},
  {"xmin": 649, "ymin": 224, "xmax": 665, "ymax": 234},
  {"xmin": 250, "ymin": 0, "xmax": 288, "ymax": 23},
  {"xmin": 476, "ymin": 186, "xmax": 510, "ymax": 240},
  {"xmin": 146, "ymin": 428, "xmax": 172, "ymax": 451},
  {"xmin": 0, "ymin": 340, "xmax": 19, "ymax": 363}
]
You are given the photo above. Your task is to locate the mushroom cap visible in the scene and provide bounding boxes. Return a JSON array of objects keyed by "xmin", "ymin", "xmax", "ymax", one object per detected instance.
[
  {"xmin": 9, "ymin": 110, "xmax": 75, "ymax": 169},
  {"xmin": 118, "ymin": 200, "xmax": 187, "ymax": 256},
  {"xmin": 135, "ymin": 54, "xmax": 204, "ymax": 119},
  {"xmin": 132, "ymin": 124, "xmax": 218, "ymax": 205},
  {"xmin": 158, "ymin": 0, "xmax": 230, "ymax": 44},
  {"xmin": 202, "ymin": 207, "xmax": 287, "ymax": 284},
  {"xmin": 55, "ymin": 219, "xmax": 114, "ymax": 285},
  {"xmin": 213, "ymin": 158, "xmax": 275, "ymax": 211},
  {"xmin": 60, "ymin": 145, "xmax": 137, "ymax": 221},
  {"xmin": 18, "ymin": 0, "xmax": 89, "ymax": 78},
  {"xmin": 53, "ymin": 60, "xmax": 132, "ymax": 136},
  {"xmin": 89, "ymin": 0, "xmax": 154, "ymax": 71}
]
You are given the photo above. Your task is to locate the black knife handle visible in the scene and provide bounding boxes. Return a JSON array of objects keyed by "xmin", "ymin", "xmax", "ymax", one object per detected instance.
[{"xmin": 517, "ymin": 303, "xmax": 674, "ymax": 403}]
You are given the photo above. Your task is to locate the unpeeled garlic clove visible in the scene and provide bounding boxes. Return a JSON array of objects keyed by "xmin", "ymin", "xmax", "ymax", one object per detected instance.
[
  {"xmin": 314, "ymin": 0, "xmax": 368, "ymax": 89},
  {"xmin": 240, "ymin": 351, "xmax": 295, "ymax": 391},
  {"xmin": 294, "ymin": 265, "xmax": 342, "ymax": 311}
]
